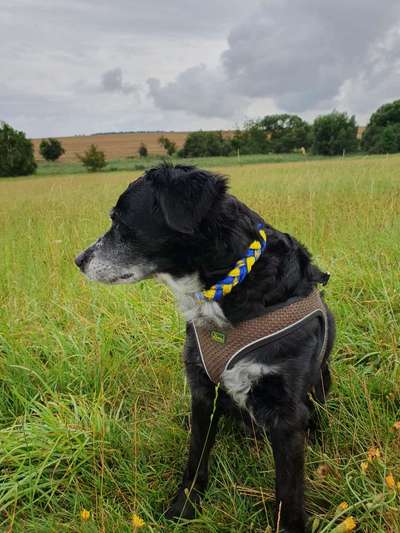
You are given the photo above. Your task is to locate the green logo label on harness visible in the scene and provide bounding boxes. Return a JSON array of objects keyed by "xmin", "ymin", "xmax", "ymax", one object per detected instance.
[{"xmin": 211, "ymin": 330, "xmax": 226, "ymax": 344}]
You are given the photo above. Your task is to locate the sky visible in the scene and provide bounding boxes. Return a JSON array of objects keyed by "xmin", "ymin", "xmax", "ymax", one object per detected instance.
[{"xmin": 1, "ymin": 0, "xmax": 400, "ymax": 138}]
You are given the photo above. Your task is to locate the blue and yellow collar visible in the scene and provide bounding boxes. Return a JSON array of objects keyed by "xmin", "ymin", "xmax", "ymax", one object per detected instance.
[{"xmin": 196, "ymin": 225, "xmax": 267, "ymax": 302}]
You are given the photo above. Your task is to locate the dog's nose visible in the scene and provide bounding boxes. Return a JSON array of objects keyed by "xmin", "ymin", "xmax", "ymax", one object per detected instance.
[{"xmin": 75, "ymin": 251, "xmax": 88, "ymax": 270}]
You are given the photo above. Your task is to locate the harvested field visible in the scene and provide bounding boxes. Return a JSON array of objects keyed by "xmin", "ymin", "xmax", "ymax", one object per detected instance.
[{"xmin": 31, "ymin": 131, "xmax": 190, "ymax": 162}]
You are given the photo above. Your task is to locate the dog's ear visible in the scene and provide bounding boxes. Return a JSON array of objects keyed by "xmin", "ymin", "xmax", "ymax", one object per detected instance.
[{"xmin": 146, "ymin": 165, "xmax": 228, "ymax": 234}]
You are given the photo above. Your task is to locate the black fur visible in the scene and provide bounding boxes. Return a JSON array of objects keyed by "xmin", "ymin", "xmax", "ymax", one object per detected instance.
[{"xmin": 75, "ymin": 164, "xmax": 335, "ymax": 533}]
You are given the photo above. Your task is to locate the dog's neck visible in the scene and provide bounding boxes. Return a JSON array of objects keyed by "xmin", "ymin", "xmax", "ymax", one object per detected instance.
[
  {"xmin": 157, "ymin": 272, "xmax": 228, "ymax": 327},
  {"xmin": 195, "ymin": 225, "xmax": 267, "ymax": 303}
]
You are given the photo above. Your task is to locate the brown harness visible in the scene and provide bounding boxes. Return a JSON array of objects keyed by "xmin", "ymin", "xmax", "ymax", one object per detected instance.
[{"xmin": 192, "ymin": 289, "xmax": 328, "ymax": 384}]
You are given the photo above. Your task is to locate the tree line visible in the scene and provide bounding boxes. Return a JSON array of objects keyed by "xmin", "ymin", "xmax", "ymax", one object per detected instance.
[
  {"xmin": 178, "ymin": 101, "xmax": 400, "ymax": 158},
  {"xmin": 1, "ymin": 99, "xmax": 400, "ymax": 176}
]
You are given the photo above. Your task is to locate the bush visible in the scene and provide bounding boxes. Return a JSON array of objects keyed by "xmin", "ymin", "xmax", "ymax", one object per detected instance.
[
  {"xmin": 362, "ymin": 99, "xmax": 400, "ymax": 154},
  {"xmin": 39, "ymin": 138, "xmax": 65, "ymax": 161},
  {"xmin": 0, "ymin": 122, "xmax": 37, "ymax": 177},
  {"xmin": 179, "ymin": 131, "xmax": 233, "ymax": 158},
  {"xmin": 77, "ymin": 144, "xmax": 107, "ymax": 172},
  {"xmin": 138, "ymin": 143, "xmax": 148, "ymax": 157},
  {"xmin": 312, "ymin": 112, "xmax": 358, "ymax": 156},
  {"xmin": 159, "ymin": 136, "xmax": 177, "ymax": 156}
]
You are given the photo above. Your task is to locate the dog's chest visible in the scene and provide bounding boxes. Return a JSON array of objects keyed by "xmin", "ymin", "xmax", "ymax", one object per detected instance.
[
  {"xmin": 157, "ymin": 272, "xmax": 228, "ymax": 327},
  {"xmin": 221, "ymin": 360, "xmax": 277, "ymax": 409},
  {"xmin": 186, "ymin": 330, "xmax": 272, "ymax": 410}
]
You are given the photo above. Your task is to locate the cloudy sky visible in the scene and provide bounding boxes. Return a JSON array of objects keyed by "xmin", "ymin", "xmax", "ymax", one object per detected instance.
[{"xmin": 1, "ymin": 0, "xmax": 400, "ymax": 138}]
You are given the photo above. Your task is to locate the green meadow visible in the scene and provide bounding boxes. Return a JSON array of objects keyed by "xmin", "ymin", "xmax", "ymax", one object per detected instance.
[
  {"xmin": 0, "ymin": 155, "xmax": 399, "ymax": 532},
  {"xmin": 35, "ymin": 153, "xmax": 359, "ymax": 177}
]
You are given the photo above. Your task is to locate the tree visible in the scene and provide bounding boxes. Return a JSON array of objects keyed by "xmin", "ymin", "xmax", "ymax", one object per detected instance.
[
  {"xmin": 138, "ymin": 143, "xmax": 148, "ymax": 157},
  {"xmin": 260, "ymin": 114, "xmax": 312, "ymax": 153},
  {"xmin": 312, "ymin": 112, "xmax": 358, "ymax": 156},
  {"xmin": 39, "ymin": 138, "xmax": 65, "ymax": 161},
  {"xmin": 362, "ymin": 99, "xmax": 400, "ymax": 154},
  {"xmin": 0, "ymin": 122, "xmax": 37, "ymax": 177},
  {"xmin": 159, "ymin": 136, "xmax": 177, "ymax": 156},
  {"xmin": 77, "ymin": 144, "xmax": 107, "ymax": 172},
  {"xmin": 179, "ymin": 131, "xmax": 233, "ymax": 158},
  {"xmin": 231, "ymin": 120, "xmax": 271, "ymax": 154},
  {"xmin": 231, "ymin": 115, "xmax": 311, "ymax": 155}
]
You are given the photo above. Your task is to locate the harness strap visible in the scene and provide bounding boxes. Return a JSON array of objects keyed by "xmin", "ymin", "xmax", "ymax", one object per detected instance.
[{"xmin": 192, "ymin": 289, "xmax": 328, "ymax": 384}]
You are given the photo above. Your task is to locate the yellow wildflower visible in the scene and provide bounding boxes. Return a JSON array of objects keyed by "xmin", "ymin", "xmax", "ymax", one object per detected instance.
[
  {"xmin": 367, "ymin": 447, "xmax": 381, "ymax": 462},
  {"xmin": 336, "ymin": 501, "xmax": 349, "ymax": 512},
  {"xmin": 393, "ymin": 421, "xmax": 400, "ymax": 431},
  {"xmin": 80, "ymin": 508, "xmax": 90, "ymax": 521},
  {"xmin": 332, "ymin": 516, "xmax": 357, "ymax": 532},
  {"xmin": 385, "ymin": 473, "xmax": 396, "ymax": 490},
  {"xmin": 360, "ymin": 461, "xmax": 369, "ymax": 473},
  {"xmin": 131, "ymin": 513, "xmax": 145, "ymax": 529}
]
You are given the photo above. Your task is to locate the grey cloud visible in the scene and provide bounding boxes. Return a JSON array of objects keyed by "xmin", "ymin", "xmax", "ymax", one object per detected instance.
[
  {"xmin": 148, "ymin": 65, "xmax": 248, "ymax": 119},
  {"xmin": 336, "ymin": 28, "xmax": 400, "ymax": 121},
  {"xmin": 101, "ymin": 68, "xmax": 139, "ymax": 95},
  {"xmin": 148, "ymin": 0, "xmax": 400, "ymax": 118},
  {"xmin": 223, "ymin": 0, "xmax": 400, "ymax": 111},
  {"xmin": 0, "ymin": 80, "xmax": 235, "ymax": 138}
]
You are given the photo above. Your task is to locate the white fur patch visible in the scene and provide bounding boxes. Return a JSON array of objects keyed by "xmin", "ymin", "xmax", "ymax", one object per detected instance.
[
  {"xmin": 157, "ymin": 272, "xmax": 228, "ymax": 327},
  {"xmin": 222, "ymin": 360, "xmax": 278, "ymax": 408},
  {"xmin": 84, "ymin": 239, "xmax": 156, "ymax": 284},
  {"xmin": 85, "ymin": 258, "xmax": 154, "ymax": 284}
]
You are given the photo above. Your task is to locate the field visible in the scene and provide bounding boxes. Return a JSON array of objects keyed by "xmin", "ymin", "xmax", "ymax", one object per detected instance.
[
  {"xmin": 0, "ymin": 156, "xmax": 399, "ymax": 532},
  {"xmin": 31, "ymin": 132, "xmax": 191, "ymax": 162}
]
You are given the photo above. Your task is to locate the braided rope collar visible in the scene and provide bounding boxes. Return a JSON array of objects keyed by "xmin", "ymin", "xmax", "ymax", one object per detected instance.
[{"xmin": 195, "ymin": 225, "xmax": 267, "ymax": 302}]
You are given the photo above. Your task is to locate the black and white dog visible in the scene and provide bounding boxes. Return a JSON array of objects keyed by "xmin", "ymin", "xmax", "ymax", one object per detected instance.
[{"xmin": 75, "ymin": 164, "xmax": 335, "ymax": 533}]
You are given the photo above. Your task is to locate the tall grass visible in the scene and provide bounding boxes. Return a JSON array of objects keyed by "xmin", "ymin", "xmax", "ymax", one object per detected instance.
[{"xmin": 0, "ymin": 156, "xmax": 399, "ymax": 531}]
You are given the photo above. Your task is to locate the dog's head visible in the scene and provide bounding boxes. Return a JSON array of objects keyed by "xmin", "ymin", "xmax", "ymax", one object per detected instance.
[{"xmin": 75, "ymin": 164, "xmax": 228, "ymax": 284}]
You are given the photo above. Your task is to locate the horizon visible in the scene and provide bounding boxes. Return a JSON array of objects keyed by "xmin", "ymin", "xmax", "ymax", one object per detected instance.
[{"xmin": 29, "ymin": 123, "xmax": 367, "ymax": 141}]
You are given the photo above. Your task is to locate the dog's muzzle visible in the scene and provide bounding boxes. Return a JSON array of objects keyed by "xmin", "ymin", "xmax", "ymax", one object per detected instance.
[{"xmin": 75, "ymin": 247, "xmax": 93, "ymax": 272}]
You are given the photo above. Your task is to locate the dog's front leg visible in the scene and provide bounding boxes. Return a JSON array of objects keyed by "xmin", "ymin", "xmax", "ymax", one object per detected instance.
[{"xmin": 165, "ymin": 388, "xmax": 221, "ymax": 520}]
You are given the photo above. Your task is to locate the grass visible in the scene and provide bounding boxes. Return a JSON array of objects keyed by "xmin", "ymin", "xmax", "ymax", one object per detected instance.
[
  {"xmin": 0, "ymin": 156, "xmax": 399, "ymax": 532},
  {"xmin": 34, "ymin": 152, "xmax": 373, "ymax": 177}
]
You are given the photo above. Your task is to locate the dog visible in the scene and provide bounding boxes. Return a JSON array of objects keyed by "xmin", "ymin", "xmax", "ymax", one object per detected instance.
[{"xmin": 75, "ymin": 163, "xmax": 335, "ymax": 533}]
